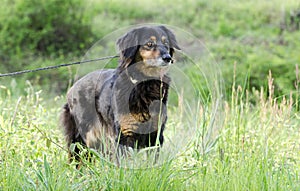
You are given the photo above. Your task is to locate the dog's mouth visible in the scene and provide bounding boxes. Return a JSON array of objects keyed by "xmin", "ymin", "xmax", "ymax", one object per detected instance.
[
  {"xmin": 133, "ymin": 57, "xmax": 171, "ymax": 78},
  {"xmin": 144, "ymin": 56, "xmax": 173, "ymax": 68}
]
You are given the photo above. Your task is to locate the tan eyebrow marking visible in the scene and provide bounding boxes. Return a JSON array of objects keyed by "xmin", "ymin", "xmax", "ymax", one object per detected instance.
[
  {"xmin": 161, "ymin": 36, "xmax": 167, "ymax": 42},
  {"xmin": 150, "ymin": 36, "xmax": 157, "ymax": 42}
]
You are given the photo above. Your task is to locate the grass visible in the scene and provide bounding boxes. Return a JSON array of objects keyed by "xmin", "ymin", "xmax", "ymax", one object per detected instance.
[
  {"xmin": 1, "ymin": 0, "xmax": 300, "ymax": 190},
  {"xmin": 0, "ymin": 70, "xmax": 299, "ymax": 190}
]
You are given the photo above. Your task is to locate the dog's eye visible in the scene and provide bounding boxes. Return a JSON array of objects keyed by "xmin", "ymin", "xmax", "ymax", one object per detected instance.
[
  {"xmin": 147, "ymin": 42, "xmax": 154, "ymax": 47},
  {"xmin": 163, "ymin": 42, "xmax": 169, "ymax": 48}
]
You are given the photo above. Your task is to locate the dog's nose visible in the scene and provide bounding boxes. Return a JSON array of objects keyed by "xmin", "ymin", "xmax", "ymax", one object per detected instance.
[{"xmin": 162, "ymin": 54, "xmax": 172, "ymax": 63}]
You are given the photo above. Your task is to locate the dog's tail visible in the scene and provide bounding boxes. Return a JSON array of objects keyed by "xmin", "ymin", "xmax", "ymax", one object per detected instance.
[
  {"xmin": 61, "ymin": 103, "xmax": 77, "ymax": 148},
  {"xmin": 60, "ymin": 103, "xmax": 84, "ymax": 164}
]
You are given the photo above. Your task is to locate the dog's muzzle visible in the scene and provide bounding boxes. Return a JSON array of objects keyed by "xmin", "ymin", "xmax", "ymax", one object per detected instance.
[
  {"xmin": 159, "ymin": 45, "xmax": 173, "ymax": 65},
  {"xmin": 162, "ymin": 53, "xmax": 172, "ymax": 64}
]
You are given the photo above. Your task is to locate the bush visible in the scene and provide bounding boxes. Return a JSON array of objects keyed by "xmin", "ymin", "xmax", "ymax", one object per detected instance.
[{"xmin": 0, "ymin": 0, "xmax": 95, "ymax": 72}]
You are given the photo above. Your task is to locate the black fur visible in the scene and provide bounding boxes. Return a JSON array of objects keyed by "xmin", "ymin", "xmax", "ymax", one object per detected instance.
[
  {"xmin": 60, "ymin": 26, "xmax": 180, "ymax": 163},
  {"xmin": 61, "ymin": 103, "xmax": 85, "ymax": 163}
]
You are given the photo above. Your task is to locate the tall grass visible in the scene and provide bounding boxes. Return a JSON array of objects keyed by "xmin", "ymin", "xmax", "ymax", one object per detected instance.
[{"xmin": 0, "ymin": 69, "xmax": 299, "ymax": 190}]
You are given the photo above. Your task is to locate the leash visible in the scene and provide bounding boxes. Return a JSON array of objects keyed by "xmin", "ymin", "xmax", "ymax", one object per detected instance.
[{"xmin": 0, "ymin": 55, "xmax": 119, "ymax": 78}]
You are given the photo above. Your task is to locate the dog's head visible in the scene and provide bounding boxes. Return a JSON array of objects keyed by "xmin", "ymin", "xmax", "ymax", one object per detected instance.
[{"xmin": 117, "ymin": 26, "xmax": 180, "ymax": 75}]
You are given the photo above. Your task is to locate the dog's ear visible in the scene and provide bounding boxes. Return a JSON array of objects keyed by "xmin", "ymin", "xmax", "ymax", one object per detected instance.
[
  {"xmin": 117, "ymin": 30, "xmax": 139, "ymax": 69},
  {"xmin": 158, "ymin": 26, "xmax": 181, "ymax": 57}
]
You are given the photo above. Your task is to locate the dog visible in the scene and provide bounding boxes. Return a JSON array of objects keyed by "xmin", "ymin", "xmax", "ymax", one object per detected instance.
[{"xmin": 61, "ymin": 25, "xmax": 180, "ymax": 163}]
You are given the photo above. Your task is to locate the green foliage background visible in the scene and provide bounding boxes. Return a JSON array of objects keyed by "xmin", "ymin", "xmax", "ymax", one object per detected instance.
[{"xmin": 0, "ymin": 0, "xmax": 299, "ymax": 99}]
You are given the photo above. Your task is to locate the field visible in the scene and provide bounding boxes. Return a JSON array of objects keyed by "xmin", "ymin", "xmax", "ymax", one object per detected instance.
[{"xmin": 1, "ymin": 0, "xmax": 300, "ymax": 190}]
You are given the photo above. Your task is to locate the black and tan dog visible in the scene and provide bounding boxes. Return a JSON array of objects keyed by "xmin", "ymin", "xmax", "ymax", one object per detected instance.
[{"xmin": 61, "ymin": 26, "xmax": 180, "ymax": 162}]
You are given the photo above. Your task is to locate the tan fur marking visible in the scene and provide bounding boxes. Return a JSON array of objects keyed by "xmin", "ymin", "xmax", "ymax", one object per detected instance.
[
  {"xmin": 118, "ymin": 109, "xmax": 163, "ymax": 135},
  {"xmin": 140, "ymin": 49, "xmax": 160, "ymax": 61},
  {"xmin": 85, "ymin": 124, "xmax": 113, "ymax": 148},
  {"xmin": 131, "ymin": 112, "xmax": 150, "ymax": 122},
  {"xmin": 86, "ymin": 127, "xmax": 101, "ymax": 148},
  {"xmin": 118, "ymin": 114, "xmax": 138, "ymax": 136},
  {"xmin": 150, "ymin": 36, "xmax": 157, "ymax": 41},
  {"xmin": 134, "ymin": 61, "xmax": 169, "ymax": 77}
]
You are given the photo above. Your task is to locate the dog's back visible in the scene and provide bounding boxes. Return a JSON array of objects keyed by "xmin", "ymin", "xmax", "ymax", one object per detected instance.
[{"xmin": 61, "ymin": 69, "xmax": 117, "ymax": 159}]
